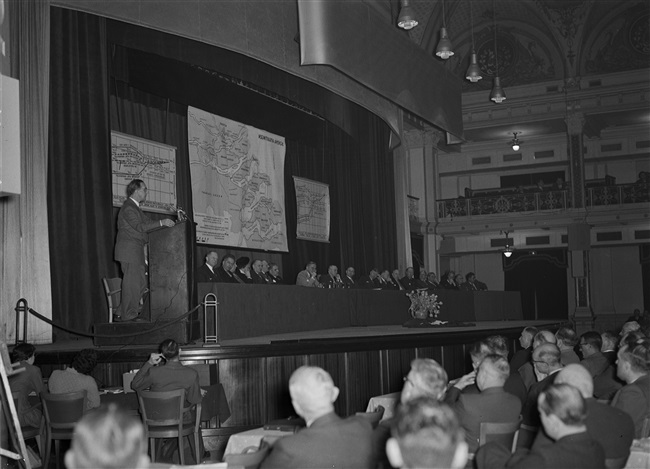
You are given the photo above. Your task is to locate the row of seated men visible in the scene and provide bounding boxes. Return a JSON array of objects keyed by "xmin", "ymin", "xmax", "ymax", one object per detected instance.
[
  {"xmin": 18, "ymin": 320, "xmax": 649, "ymax": 469},
  {"xmin": 196, "ymin": 250, "xmax": 487, "ymax": 292}
]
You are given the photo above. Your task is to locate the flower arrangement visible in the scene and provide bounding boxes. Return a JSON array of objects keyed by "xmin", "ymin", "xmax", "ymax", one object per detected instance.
[{"xmin": 407, "ymin": 290, "xmax": 443, "ymax": 320}]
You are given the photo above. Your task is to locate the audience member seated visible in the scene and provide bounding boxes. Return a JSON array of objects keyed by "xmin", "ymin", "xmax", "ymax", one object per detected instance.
[
  {"xmin": 531, "ymin": 364, "xmax": 634, "ymax": 462},
  {"xmin": 414, "ymin": 270, "xmax": 428, "ymax": 289},
  {"xmin": 8, "ymin": 343, "xmax": 44, "ymax": 428},
  {"xmin": 627, "ymin": 308, "xmax": 643, "ymax": 323},
  {"xmin": 400, "ymin": 267, "xmax": 418, "ymax": 291},
  {"xmin": 509, "ymin": 326, "xmax": 538, "ymax": 375},
  {"xmin": 440, "ymin": 270, "xmax": 457, "ymax": 290},
  {"xmin": 234, "ymin": 256, "xmax": 253, "ymax": 283},
  {"xmin": 215, "ymin": 253, "xmax": 238, "ymax": 283},
  {"xmin": 260, "ymin": 366, "xmax": 373, "ymax": 469},
  {"xmin": 341, "ymin": 266, "xmax": 356, "ymax": 288},
  {"xmin": 519, "ymin": 330, "xmax": 556, "ymax": 390},
  {"xmin": 359, "ymin": 267, "xmax": 381, "ymax": 289},
  {"xmin": 261, "ymin": 260, "xmax": 272, "ymax": 282},
  {"xmin": 476, "ymin": 384, "xmax": 606, "ymax": 469},
  {"xmin": 295, "ymin": 261, "xmax": 323, "ymax": 287},
  {"xmin": 450, "ymin": 354, "xmax": 522, "ymax": 454},
  {"xmin": 454, "ymin": 274, "xmax": 465, "ymax": 289},
  {"xmin": 460, "ymin": 272, "xmax": 487, "ymax": 291},
  {"xmin": 579, "ymin": 331, "xmax": 621, "ymax": 400},
  {"xmin": 620, "ymin": 321, "xmax": 641, "ymax": 337},
  {"xmin": 65, "ymin": 404, "xmax": 150, "ymax": 469},
  {"xmin": 612, "ymin": 337, "xmax": 650, "ymax": 438},
  {"xmin": 425, "ymin": 272, "xmax": 440, "ymax": 289},
  {"xmin": 250, "ymin": 259, "xmax": 270, "ymax": 284},
  {"xmin": 389, "ymin": 269, "xmax": 405, "ymax": 290},
  {"xmin": 267, "ymin": 263, "xmax": 283, "ymax": 284},
  {"xmin": 600, "ymin": 330, "xmax": 619, "ymax": 365},
  {"xmin": 195, "ymin": 251, "xmax": 219, "ymax": 283},
  {"xmin": 555, "ymin": 326, "xmax": 580, "ymax": 366},
  {"xmin": 48, "ymin": 349, "xmax": 100, "ymax": 412},
  {"xmin": 386, "ymin": 397, "xmax": 468, "ymax": 469},
  {"xmin": 319, "ymin": 264, "xmax": 343, "ymax": 289}
]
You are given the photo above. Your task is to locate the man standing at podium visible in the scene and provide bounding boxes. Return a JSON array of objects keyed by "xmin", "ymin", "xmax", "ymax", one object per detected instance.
[{"xmin": 114, "ymin": 179, "xmax": 175, "ymax": 322}]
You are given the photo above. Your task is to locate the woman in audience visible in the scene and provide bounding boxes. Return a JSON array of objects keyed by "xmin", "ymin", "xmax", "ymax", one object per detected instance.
[
  {"xmin": 9, "ymin": 343, "xmax": 44, "ymax": 428},
  {"xmin": 48, "ymin": 348, "xmax": 101, "ymax": 411},
  {"xmin": 612, "ymin": 337, "xmax": 650, "ymax": 438}
]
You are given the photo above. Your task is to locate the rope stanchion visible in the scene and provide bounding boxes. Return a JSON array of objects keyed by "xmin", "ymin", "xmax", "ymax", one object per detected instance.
[
  {"xmin": 14, "ymin": 299, "xmax": 29, "ymax": 345},
  {"xmin": 20, "ymin": 301, "xmax": 203, "ymax": 339}
]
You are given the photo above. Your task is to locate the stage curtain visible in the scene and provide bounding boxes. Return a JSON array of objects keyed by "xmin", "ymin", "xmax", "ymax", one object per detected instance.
[
  {"xmin": 47, "ymin": 8, "xmax": 115, "ymax": 338},
  {"xmin": 0, "ymin": 0, "xmax": 52, "ymax": 344}
]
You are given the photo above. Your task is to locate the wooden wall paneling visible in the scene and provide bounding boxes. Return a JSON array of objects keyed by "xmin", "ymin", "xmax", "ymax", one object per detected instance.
[
  {"xmin": 219, "ymin": 357, "xmax": 265, "ymax": 426},
  {"xmin": 306, "ymin": 352, "xmax": 348, "ymax": 417},
  {"xmin": 265, "ymin": 355, "xmax": 306, "ymax": 421},
  {"xmin": 415, "ymin": 346, "xmax": 444, "ymax": 365},
  {"xmin": 344, "ymin": 350, "xmax": 383, "ymax": 416},
  {"xmin": 384, "ymin": 348, "xmax": 417, "ymax": 396}
]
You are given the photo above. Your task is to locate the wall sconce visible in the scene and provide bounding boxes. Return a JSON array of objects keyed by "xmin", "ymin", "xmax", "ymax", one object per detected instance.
[
  {"xmin": 511, "ymin": 132, "xmax": 521, "ymax": 151},
  {"xmin": 397, "ymin": 0, "xmax": 418, "ymax": 30},
  {"xmin": 502, "ymin": 230, "xmax": 514, "ymax": 257}
]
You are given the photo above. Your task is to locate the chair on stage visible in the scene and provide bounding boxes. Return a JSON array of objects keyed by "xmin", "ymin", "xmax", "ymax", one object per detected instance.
[
  {"xmin": 41, "ymin": 390, "xmax": 87, "ymax": 469},
  {"xmin": 102, "ymin": 277, "xmax": 122, "ymax": 323},
  {"xmin": 224, "ymin": 442, "xmax": 271, "ymax": 469},
  {"xmin": 137, "ymin": 389, "xmax": 202, "ymax": 465},
  {"xmin": 479, "ymin": 418, "xmax": 522, "ymax": 453},
  {"xmin": 355, "ymin": 405, "xmax": 385, "ymax": 429}
]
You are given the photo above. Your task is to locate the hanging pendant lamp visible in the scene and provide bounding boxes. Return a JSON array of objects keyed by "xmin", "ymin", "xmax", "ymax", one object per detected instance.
[
  {"xmin": 436, "ymin": 0, "xmax": 454, "ymax": 59},
  {"xmin": 398, "ymin": 0, "xmax": 418, "ymax": 30},
  {"xmin": 490, "ymin": 0, "xmax": 506, "ymax": 103},
  {"xmin": 466, "ymin": 0, "xmax": 482, "ymax": 82}
]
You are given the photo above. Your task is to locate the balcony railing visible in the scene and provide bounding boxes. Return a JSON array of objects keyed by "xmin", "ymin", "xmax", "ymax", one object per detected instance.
[{"xmin": 437, "ymin": 183, "xmax": 649, "ymax": 219}]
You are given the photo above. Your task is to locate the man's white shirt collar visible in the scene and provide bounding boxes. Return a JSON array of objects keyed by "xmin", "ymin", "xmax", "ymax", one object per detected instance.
[{"xmin": 129, "ymin": 196, "xmax": 140, "ymax": 207}]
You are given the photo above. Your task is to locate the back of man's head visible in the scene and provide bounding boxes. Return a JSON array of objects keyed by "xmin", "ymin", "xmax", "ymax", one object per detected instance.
[
  {"xmin": 485, "ymin": 335, "xmax": 509, "ymax": 358},
  {"xmin": 401, "ymin": 358, "xmax": 448, "ymax": 404},
  {"xmin": 71, "ymin": 349, "xmax": 98, "ymax": 375},
  {"xmin": 65, "ymin": 404, "xmax": 149, "ymax": 469},
  {"xmin": 555, "ymin": 364, "xmax": 594, "ymax": 398},
  {"xmin": 601, "ymin": 331, "xmax": 618, "ymax": 351},
  {"xmin": 387, "ymin": 397, "xmax": 467, "ymax": 469},
  {"xmin": 10, "ymin": 343, "xmax": 36, "ymax": 363},
  {"xmin": 538, "ymin": 383, "xmax": 586, "ymax": 428},
  {"xmin": 289, "ymin": 366, "xmax": 339, "ymax": 423},
  {"xmin": 476, "ymin": 354, "xmax": 509, "ymax": 391},
  {"xmin": 533, "ymin": 330, "xmax": 557, "ymax": 348},
  {"xmin": 555, "ymin": 327, "xmax": 578, "ymax": 348},
  {"xmin": 580, "ymin": 331, "xmax": 602, "ymax": 356},
  {"xmin": 533, "ymin": 343, "xmax": 562, "ymax": 368},
  {"xmin": 159, "ymin": 339, "xmax": 180, "ymax": 361}
]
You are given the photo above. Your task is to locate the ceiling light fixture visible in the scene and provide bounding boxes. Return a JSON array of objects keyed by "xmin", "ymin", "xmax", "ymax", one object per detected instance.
[
  {"xmin": 511, "ymin": 132, "xmax": 521, "ymax": 151},
  {"xmin": 397, "ymin": 0, "xmax": 418, "ymax": 30},
  {"xmin": 502, "ymin": 230, "xmax": 514, "ymax": 258},
  {"xmin": 465, "ymin": 0, "xmax": 482, "ymax": 82},
  {"xmin": 489, "ymin": 0, "xmax": 506, "ymax": 103},
  {"xmin": 436, "ymin": 0, "xmax": 454, "ymax": 59}
]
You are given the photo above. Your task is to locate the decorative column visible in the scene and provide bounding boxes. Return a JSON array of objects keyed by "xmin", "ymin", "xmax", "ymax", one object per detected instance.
[
  {"xmin": 565, "ymin": 110, "xmax": 586, "ymax": 209},
  {"xmin": 423, "ymin": 128, "xmax": 443, "ymax": 276}
]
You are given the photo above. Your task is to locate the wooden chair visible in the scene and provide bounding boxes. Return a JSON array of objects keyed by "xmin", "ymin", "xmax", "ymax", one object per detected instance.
[
  {"xmin": 41, "ymin": 390, "xmax": 87, "ymax": 469},
  {"xmin": 102, "ymin": 277, "xmax": 122, "ymax": 322},
  {"xmin": 224, "ymin": 443, "xmax": 271, "ymax": 469},
  {"xmin": 137, "ymin": 389, "xmax": 201, "ymax": 465},
  {"xmin": 604, "ymin": 455, "xmax": 629, "ymax": 469},
  {"xmin": 479, "ymin": 418, "xmax": 521, "ymax": 453},
  {"xmin": 355, "ymin": 405, "xmax": 385, "ymax": 429}
]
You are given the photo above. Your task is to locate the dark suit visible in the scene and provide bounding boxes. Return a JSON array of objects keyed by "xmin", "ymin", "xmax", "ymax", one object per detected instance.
[
  {"xmin": 196, "ymin": 264, "xmax": 218, "ymax": 283},
  {"xmin": 319, "ymin": 274, "xmax": 342, "ymax": 289},
  {"xmin": 388, "ymin": 277, "xmax": 403, "ymax": 290},
  {"xmin": 268, "ymin": 274, "xmax": 283, "ymax": 284},
  {"xmin": 359, "ymin": 275, "xmax": 381, "ymax": 289},
  {"xmin": 215, "ymin": 266, "xmax": 237, "ymax": 283},
  {"xmin": 341, "ymin": 275, "xmax": 356, "ymax": 289},
  {"xmin": 425, "ymin": 280, "xmax": 440, "ymax": 289},
  {"xmin": 582, "ymin": 352, "xmax": 622, "ymax": 399},
  {"xmin": 400, "ymin": 276, "xmax": 418, "ymax": 291},
  {"xmin": 477, "ymin": 432, "xmax": 605, "ymax": 469},
  {"xmin": 251, "ymin": 270, "xmax": 269, "ymax": 284},
  {"xmin": 611, "ymin": 374, "xmax": 650, "ymax": 438},
  {"xmin": 114, "ymin": 197, "xmax": 160, "ymax": 320},
  {"xmin": 520, "ymin": 370, "xmax": 560, "ymax": 447},
  {"xmin": 260, "ymin": 412, "xmax": 374, "ymax": 469},
  {"xmin": 531, "ymin": 397, "xmax": 635, "ymax": 460},
  {"xmin": 509, "ymin": 348, "xmax": 532, "ymax": 376},
  {"xmin": 454, "ymin": 386, "xmax": 522, "ymax": 453}
]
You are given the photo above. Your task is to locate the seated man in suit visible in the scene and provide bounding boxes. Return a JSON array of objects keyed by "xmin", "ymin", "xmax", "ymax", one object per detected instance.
[
  {"xmin": 65, "ymin": 404, "xmax": 149, "ymax": 469},
  {"xmin": 555, "ymin": 326, "xmax": 580, "ymax": 366},
  {"xmin": 400, "ymin": 267, "xmax": 418, "ymax": 291},
  {"xmin": 359, "ymin": 267, "xmax": 381, "ymax": 289},
  {"xmin": 296, "ymin": 261, "xmax": 322, "ymax": 287},
  {"xmin": 215, "ymin": 253, "xmax": 238, "ymax": 283},
  {"xmin": 612, "ymin": 337, "xmax": 650, "ymax": 438},
  {"xmin": 450, "ymin": 355, "xmax": 522, "ymax": 454},
  {"xmin": 579, "ymin": 331, "xmax": 621, "ymax": 400},
  {"xmin": 261, "ymin": 366, "xmax": 373, "ymax": 469},
  {"xmin": 531, "ymin": 364, "xmax": 634, "ymax": 462},
  {"xmin": 195, "ymin": 251, "xmax": 219, "ymax": 283},
  {"xmin": 267, "ymin": 263, "xmax": 283, "ymax": 284},
  {"xmin": 510, "ymin": 326, "xmax": 538, "ymax": 375},
  {"xmin": 477, "ymin": 384, "xmax": 606, "ymax": 469},
  {"xmin": 600, "ymin": 330, "xmax": 618, "ymax": 365},
  {"xmin": 341, "ymin": 266, "xmax": 356, "ymax": 288},
  {"xmin": 386, "ymin": 397, "xmax": 468, "ymax": 469},
  {"xmin": 319, "ymin": 264, "xmax": 343, "ymax": 288},
  {"xmin": 250, "ymin": 259, "xmax": 269, "ymax": 284}
]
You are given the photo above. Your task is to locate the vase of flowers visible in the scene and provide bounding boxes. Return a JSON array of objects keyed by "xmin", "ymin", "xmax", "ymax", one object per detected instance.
[{"xmin": 407, "ymin": 290, "xmax": 443, "ymax": 320}]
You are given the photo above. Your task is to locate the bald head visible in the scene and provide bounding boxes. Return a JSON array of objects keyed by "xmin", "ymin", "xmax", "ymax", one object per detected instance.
[
  {"xmin": 533, "ymin": 343, "xmax": 562, "ymax": 373},
  {"xmin": 555, "ymin": 364, "xmax": 594, "ymax": 398},
  {"xmin": 533, "ymin": 330, "xmax": 557, "ymax": 348},
  {"xmin": 476, "ymin": 355, "xmax": 509, "ymax": 391},
  {"xmin": 289, "ymin": 366, "xmax": 339, "ymax": 424}
]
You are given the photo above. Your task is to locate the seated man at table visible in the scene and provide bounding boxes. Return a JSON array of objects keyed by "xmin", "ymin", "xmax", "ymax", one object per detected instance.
[
  {"xmin": 65, "ymin": 403, "xmax": 150, "ymax": 469},
  {"xmin": 260, "ymin": 366, "xmax": 374, "ymax": 469},
  {"xmin": 386, "ymin": 396, "xmax": 468, "ymax": 469}
]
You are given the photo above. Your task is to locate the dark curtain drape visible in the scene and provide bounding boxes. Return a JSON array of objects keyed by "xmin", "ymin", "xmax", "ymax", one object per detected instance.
[{"xmin": 48, "ymin": 8, "xmax": 115, "ymax": 338}]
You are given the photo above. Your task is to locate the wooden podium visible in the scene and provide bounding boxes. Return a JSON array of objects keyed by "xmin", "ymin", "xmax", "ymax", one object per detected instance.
[{"xmin": 94, "ymin": 220, "xmax": 200, "ymax": 346}]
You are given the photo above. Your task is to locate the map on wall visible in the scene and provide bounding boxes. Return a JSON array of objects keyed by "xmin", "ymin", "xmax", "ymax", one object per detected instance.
[
  {"xmin": 293, "ymin": 176, "xmax": 330, "ymax": 243},
  {"xmin": 188, "ymin": 106, "xmax": 288, "ymax": 251},
  {"xmin": 111, "ymin": 131, "xmax": 177, "ymax": 213}
]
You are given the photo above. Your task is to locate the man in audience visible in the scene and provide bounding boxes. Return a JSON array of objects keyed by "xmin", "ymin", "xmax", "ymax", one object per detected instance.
[
  {"xmin": 296, "ymin": 261, "xmax": 322, "ymax": 287},
  {"xmin": 425, "ymin": 272, "xmax": 440, "ymax": 289},
  {"xmin": 451, "ymin": 355, "xmax": 521, "ymax": 454},
  {"xmin": 378, "ymin": 269, "xmax": 395, "ymax": 289},
  {"xmin": 215, "ymin": 253, "xmax": 238, "ymax": 283},
  {"xmin": 601, "ymin": 330, "xmax": 618, "ymax": 365},
  {"xmin": 267, "ymin": 263, "xmax": 283, "ymax": 284},
  {"xmin": 9, "ymin": 343, "xmax": 44, "ymax": 428},
  {"xmin": 477, "ymin": 384, "xmax": 606, "ymax": 469},
  {"xmin": 261, "ymin": 366, "xmax": 373, "ymax": 468},
  {"xmin": 555, "ymin": 326, "xmax": 580, "ymax": 365},
  {"xmin": 390, "ymin": 269, "xmax": 406, "ymax": 290},
  {"xmin": 620, "ymin": 321, "xmax": 640, "ymax": 337},
  {"xmin": 49, "ymin": 349, "xmax": 100, "ymax": 412},
  {"xmin": 519, "ymin": 330, "xmax": 556, "ymax": 390},
  {"xmin": 65, "ymin": 404, "xmax": 150, "ymax": 469},
  {"xmin": 531, "ymin": 364, "xmax": 634, "ymax": 462},
  {"xmin": 509, "ymin": 326, "xmax": 538, "ymax": 374},
  {"xmin": 250, "ymin": 259, "xmax": 269, "ymax": 284},
  {"xmin": 234, "ymin": 256, "xmax": 253, "ymax": 283},
  {"xmin": 261, "ymin": 260, "xmax": 272, "ymax": 282},
  {"xmin": 319, "ymin": 264, "xmax": 343, "ymax": 288},
  {"xmin": 400, "ymin": 267, "xmax": 418, "ymax": 291},
  {"xmin": 341, "ymin": 266, "xmax": 356, "ymax": 288},
  {"xmin": 579, "ymin": 330, "xmax": 621, "ymax": 399},
  {"xmin": 359, "ymin": 267, "xmax": 381, "ymax": 289},
  {"xmin": 195, "ymin": 251, "xmax": 219, "ymax": 283},
  {"xmin": 386, "ymin": 397, "xmax": 468, "ymax": 469},
  {"xmin": 612, "ymin": 337, "xmax": 650, "ymax": 438}
]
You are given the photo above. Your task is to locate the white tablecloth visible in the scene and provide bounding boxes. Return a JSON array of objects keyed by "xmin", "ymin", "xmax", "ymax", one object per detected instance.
[
  {"xmin": 365, "ymin": 391, "xmax": 400, "ymax": 421},
  {"xmin": 224, "ymin": 427, "xmax": 293, "ymax": 456}
]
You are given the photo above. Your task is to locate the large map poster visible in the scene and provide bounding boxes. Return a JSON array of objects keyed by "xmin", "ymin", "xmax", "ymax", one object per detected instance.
[
  {"xmin": 188, "ymin": 106, "xmax": 288, "ymax": 251},
  {"xmin": 293, "ymin": 176, "xmax": 330, "ymax": 243},
  {"xmin": 111, "ymin": 131, "xmax": 177, "ymax": 213}
]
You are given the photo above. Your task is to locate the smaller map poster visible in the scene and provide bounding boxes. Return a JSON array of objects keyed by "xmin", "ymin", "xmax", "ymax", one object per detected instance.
[
  {"xmin": 293, "ymin": 176, "xmax": 330, "ymax": 243},
  {"xmin": 111, "ymin": 131, "xmax": 177, "ymax": 213}
]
